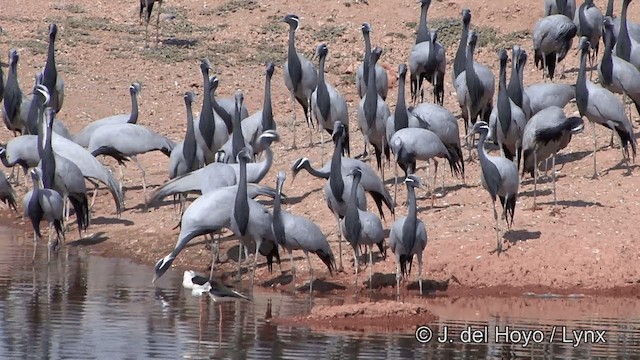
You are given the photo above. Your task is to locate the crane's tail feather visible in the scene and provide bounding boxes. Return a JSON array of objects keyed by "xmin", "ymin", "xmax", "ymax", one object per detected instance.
[
  {"xmin": 376, "ymin": 239, "xmax": 387, "ymax": 260},
  {"xmin": 444, "ymin": 144, "xmax": 463, "ymax": 178},
  {"xmin": 69, "ymin": 194, "xmax": 90, "ymax": 232},
  {"xmin": 313, "ymin": 249, "xmax": 336, "ymax": 276},
  {"xmin": 521, "ymin": 148, "xmax": 535, "ymax": 177},
  {"xmin": 399, "ymin": 254, "xmax": 410, "ymax": 278},
  {"xmin": 615, "ymin": 124, "xmax": 637, "ymax": 161},
  {"xmin": 499, "ymin": 194, "xmax": 517, "ymax": 228}
]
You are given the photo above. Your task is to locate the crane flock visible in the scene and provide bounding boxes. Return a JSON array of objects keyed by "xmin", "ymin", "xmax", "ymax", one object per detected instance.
[{"xmin": 0, "ymin": 0, "xmax": 639, "ymax": 299}]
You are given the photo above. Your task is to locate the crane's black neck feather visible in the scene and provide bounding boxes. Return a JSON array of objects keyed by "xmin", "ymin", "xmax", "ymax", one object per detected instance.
[
  {"xmin": 287, "ymin": 27, "xmax": 303, "ymax": 93},
  {"xmin": 234, "ymin": 155, "xmax": 249, "ymax": 236},
  {"xmin": 616, "ymin": 0, "xmax": 631, "ymax": 61},
  {"xmin": 497, "ymin": 55, "xmax": 512, "ymax": 137},
  {"xmin": 344, "ymin": 172, "xmax": 362, "ymax": 248},
  {"xmin": 401, "ymin": 182, "xmax": 418, "ymax": 261},
  {"xmin": 199, "ymin": 66, "xmax": 216, "ymax": 150},
  {"xmin": 262, "ymin": 69, "xmax": 275, "ymax": 131},
  {"xmin": 316, "ymin": 53, "xmax": 331, "ymax": 125},
  {"xmin": 271, "ymin": 178, "xmax": 286, "ymax": 247},
  {"xmin": 329, "ymin": 134, "xmax": 345, "ymax": 202},
  {"xmin": 183, "ymin": 97, "xmax": 198, "ymax": 172}
]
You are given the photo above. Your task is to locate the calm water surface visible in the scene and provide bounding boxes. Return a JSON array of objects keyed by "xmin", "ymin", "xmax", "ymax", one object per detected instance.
[{"xmin": 0, "ymin": 226, "xmax": 638, "ymax": 359}]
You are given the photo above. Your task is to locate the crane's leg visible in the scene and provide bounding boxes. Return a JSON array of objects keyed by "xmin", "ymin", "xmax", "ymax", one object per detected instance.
[
  {"xmin": 306, "ymin": 251, "xmax": 314, "ymax": 294},
  {"xmin": 417, "ymin": 252, "xmax": 423, "ymax": 295},
  {"xmin": 368, "ymin": 245, "xmax": 373, "ymax": 291},
  {"xmin": 235, "ymin": 243, "xmax": 243, "ymax": 281},
  {"xmin": 490, "ymin": 199, "xmax": 502, "ymax": 254},
  {"xmin": 353, "ymin": 246, "xmax": 359, "ymax": 289},
  {"xmin": 393, "ymin": 158, "xmax": 399, "ymax": 206},
  {"xmin": 591, "ymin": 121, "xmax": 598, "ymax": 178},
  {"xmin": 533, "ymin": 150, "xmax": 538, "ymax": 210},
  {"xmin": 552, "ymin": 152, "xmax": 557, "ymax": 208},
  {"xmin": 90, "ymin": 180, "xmax": 99, "ymax": 209},
  {"xmin": 335, "ymin": 214, "xmax": 344, "ymax": 272},
  {"xmin": 395, "ymin": 259, "xmax": 401, "ymax": 299},
  {"xmin": 209, "ymin": 236, "xmax": 218, "ymax": 281},
  {"xmin": 155, "ymin": 0, "xmax": 162, "ymax": 46},
  {"xmin": 289, "ymin": 250, "xmax": 296, "ymax": 277},
  {"xmin": 131, "ymin": 156, "xmax": 147, "ymax": 201},
  {"xmin": 250, "ymin": 239, "xmax": 262, "ymax": 289},
  {"xmin": 32, "ymin": 231, "xmax": 38, "ymax": 263},
  {"xmin": 47, "ymin": 223, "xmax": 52, "ymax": 264},
  {"xmin": 431, "ymin": 160, "xmax": 438, "ymax": 208},
  {"xmin": 542, "ymin": 54, "xmax": 547, "ymax": 82},
  {"xmin": 320, "ymin": 130, "xmax": 325, "ymax": 166},
  {"xmin": 289, "ymin": 91, "xmax": 298, "ymax": 150},
  {"xmin": 307, "ymin": 98, "xmax": 314, "ymax": 148}
]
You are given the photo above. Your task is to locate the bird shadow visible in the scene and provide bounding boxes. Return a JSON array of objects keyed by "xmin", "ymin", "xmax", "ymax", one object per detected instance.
[
  {"xmin": 262, "ymin": 273, "xmax": 293, "ymax": 287},
  {"xmin": 296, "ymin": 278, "xmax": 346, "ymax": 293},
  {"xmin": 162, "ymin": 38, "xmax": 198, "ymax": 47},
  {"xmin": 91, "ymin": 216, "xmax": 134, "ymax": 226},
  {"xmin": 539, "ymin": 200, "xmax": 604, "ymax": 208},
  {"xmin": 68, "ymin": 231, "xmax": 109, "ymax": 247},
  {"xmin": 407, "ymin": 278, "xmax": 451, "ymax": 294},
  {"xmin": 282, "ymin": 187, "xmax": 321, "ymax": 206},
  {"xmin": 416, "ymin": 203, "xmax": 462, "ymax": 212},
  {"xmin": 555, "ymin": 151, "xmax": 592, "ymax": 165},
  {"xmin": 504, "ymin": 229, "xmax": 541, "ymax": 246},
  {"xmin": 518, "ymin": 188, "xmax": 553, "ymax": 198}
]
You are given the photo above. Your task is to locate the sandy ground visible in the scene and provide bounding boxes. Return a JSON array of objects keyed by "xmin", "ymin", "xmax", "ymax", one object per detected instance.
[{"xmin": 2, "ymin": 0, "xmax": 640, "ymax": 324}]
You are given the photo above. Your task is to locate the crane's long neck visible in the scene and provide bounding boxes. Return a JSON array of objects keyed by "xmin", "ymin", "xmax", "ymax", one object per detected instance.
[
  {"xmin": 262, "ymin": 72, "xmax": 274, "ymax": 131},
  {"xmin": 402, "ymin": 183, "xmax": 417, "ymax": 252},
  {"xmin": 364, "ymin": 55, "xmax": 378, "ymax": 127},
  {"xmin": 128, "ymin": 88, "xmax": 139, "ymax": 124},
  {"xmin": 287, "ymin": 27, "xmax": 302, "ymax": 92},
  {"xmin": 253, "ymin": 143, "xmax": 273, "ymax": 183},
  {"xmin": 606, "ymin": 0, "xmax": 614, "ymax": 17},
  {"xmin": 454, "ymin": 21, "xmax": 470, "ymax": 78},
  {"xmin": 497, "ymin": 57, "xmax": 512, "ymax": 136},
  {"xmin": 329, "ymin": 135, "xmax": 344, "ymax": 202},
  {"xmin": 272, "ymin": 178, "xmax": 286, "ymax": 246},
  {"xmin": 362, "ymin": 31, "xmax": 372, "ymax": 86},
  {"xmin": 41, "ymin": 109, "xmax": 56, "ymax": 190},
  {"xmin": 303, "ymin": 162, "xmax": 330, "ymax": 179},
  {"xmin": 231, "ymin": 102, "xmax": 243, "ymax": 161},
  {"xmin": 616, "ymin": 0, "xmax": 631, "ymax": 61},
  {"xmin": 416, "ymin": 3, "xmax": 430, "ymax": 43},
  {"xmin": 26, "ymin": 86, "xmax": 40, "ymax": 135},
  {"xmin": 465, "ymin": 42, "xmax": 481, "ymax": 106},
  {"xmin": 234, "ymin": 156, "xmax": 249, "ymax": 235},
  {"xmin": 317, "ymin": 54, "xmax": 331, "ymax": 122},
  {"xmin": 394, "ymin": 71, "xmax": 409, "ymax": 131},
  {"xmin": 476, "ymin": 130, "xmax": 490, "ymax": 164},
  {"xmin": 507, "ymin": 51, "xmax": 523, "ymax": 108},
  {"xmin": 557, "ymin": 0, "xmax": 567, "ymax": 16},
  {"xmin": 183, "ymin": 99, "xmax": 197, "ymax": 171},
  {"xmin": 44, "ymin": 33, "xmax": 57, "ymax": 94},
  {"xmin": 601, "ymin": 26, "xmax": 615, "ymax": 86},
  {"xmin": 211, "ymin": 87, "xmax": 232, "ymax": 134},
  {"xmin": 576, "ymin": 49, "xmax": 589, "ymax": 116},
  {"xmin": 344, "ymin": 173, "xmax": 362, "ymax": 244},
  {"xmin": 199, "ymin": 67, "xmax": 215, "ymax": 149}
]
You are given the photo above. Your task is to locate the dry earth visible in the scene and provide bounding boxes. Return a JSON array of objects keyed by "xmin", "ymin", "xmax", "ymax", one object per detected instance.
[{"xmin": 1, "ymin": 0, "xmax": 640, "ymax": 323}]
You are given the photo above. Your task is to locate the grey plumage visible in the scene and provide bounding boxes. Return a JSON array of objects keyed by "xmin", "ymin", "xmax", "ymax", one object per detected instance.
[
  {"xmin": 389, "ymin": 127, "xmax": 462, "ymax": 206},
  {"xmin": 230, "ymin": 148, "xmax": 280, "ymax": 285},
  {"xmin": 272, "ymin": 171, "xmax": 335, "ymax": 290},
  {"xmin": 0, "ymin": 136, "xmax": 41, "ymax": 175},
  {"xmin": 452, "ymin": 9, "xmax": 472, "ymax": 85},
  {"xmin": 507, "ymin": 46, "xmax": 531, "ymax": 120},
  {"xmin": 0, "ymin": 170, "xmax": 17, "ymax": 212},
  {"xmin": 43, "ymin": 23, "xmax": 64, "ymax": 114},
  {"xmin": 522, "ymin": 106, "xmax": 584, "ymax": 207},
  {"xmin": 533, "ymin": 14, "xmax": 577, "ymax": 80},
  {"xmin": 544, "ymin": 0, "xmax": 577, "ymax": 17},
  {"xmin": 599, "ymin": 16, "xmax": 640, "ymax": 117},
  {"xmin": 311, "ymin": 43, "xmax": 350, "ymax": 159},
  {"xmin": 355, "ymin": 23, "xmax": 389, "ymax": 101},
  {"xmin": 23, "ymin": 168, "xmax": 64, "ymax": 262},
  {"xmin": 3, "ymin": 49, "xmax": 24, "ymax": 134},
  {"xmin": 73, "ymin": 83, "xmax": 141, "ymax": 147},
  {"xmin": 455, "ymin": 31, "xmax": 495, "ymax": 138},
  {"xmin": 389, "ymin": 175, "xmax": 427, "ymax": 295},
  {"xmin": 210, "ymin": 76, "xmax": 249, "ymax": 134},
  {"xmin": 357, "ymin": 46, "xmax": 391, "ymax": 175},
  {"xmin": 340, "ymin": 167, "xmax": 385, "ymax": 289},
  {"xmin": 194, "ymin": 59, "xmax": 229, "ymax": 164},
  {"xmin": 488, "ymin": 49, "xmax": 527, "ymax": 167},
  {"xmin": 149, "ymin": 131, "xmax": 279, "ymax": 205},
  {"xmin": 168, "ymin": 91, "xmax": 204, "ymax": 180},
  {"xmin": 576, "ymin": 37, "xmax": 636, "ymax": 176},
  {"xmin": 574, "ymin": 0, "xmax": 603, "ymax": 65},
  {"xmin": 152, "ymin": 183, "xmax": 278, "ymax": 284},
  {"xmin": 215, "ymin": 63, "xmax": 276, "ymax": 162},
  {"xmin": 524, "ymin": 83, "xmax": 576, "ymax": 116},
  {"xmin": 468, "ymin": 121, "xmax": 519, "ymax": 255},
  {"xmin": 606, "ymin": 0, "xmax": 640, "ymax": 44},
  {"xmin": 613, "ymin": 0, "xmax": 640, "ymax": 69},
  {"xmin": 283, "ymin": 14, "xmax": 318, "ymax": 149},
  {"xmin": 325, "ymin": 122, "xmax": 367, "ymax": 271},
  {"xmin": 88, "ymin": 123, "xmax": 175, "ymax": 197},
  {"xmin": 409, "ymin": 29, "xmax": 446, "ymax": 105}
]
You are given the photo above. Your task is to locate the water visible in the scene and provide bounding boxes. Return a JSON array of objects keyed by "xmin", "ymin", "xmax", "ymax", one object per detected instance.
[{"xmin": 0, "ymin": 225, "xmax": 638, "ymax": 359}]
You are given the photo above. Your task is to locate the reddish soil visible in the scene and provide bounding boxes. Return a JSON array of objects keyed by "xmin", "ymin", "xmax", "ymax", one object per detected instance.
[{"xmin": 2, "ymin": 0, "xmax": 640, "ymax": 326}]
